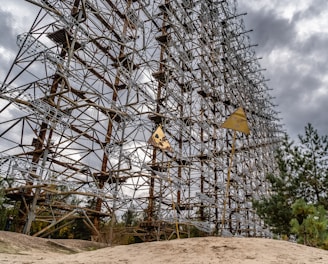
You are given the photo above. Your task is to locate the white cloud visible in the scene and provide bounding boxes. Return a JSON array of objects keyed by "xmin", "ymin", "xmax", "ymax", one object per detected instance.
[
  {"xmin": 1, "ymin": 2, "xmax": 36, "ymax": 32},
  {"xmin": 0, "ymin": 46, "xmax": 15, "ymax": 63},
  {"xmin": 241, "ymin": 0, "xmax": 311, "ymax": 20},
  {"xmin": 295, "ymin": 11, "xmax": 328, "ymax": 40}
]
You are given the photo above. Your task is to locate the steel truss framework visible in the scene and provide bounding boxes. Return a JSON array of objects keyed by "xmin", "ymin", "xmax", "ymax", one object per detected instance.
[{"xmin": 0, "ymin": 0, "xmax": 282, "ymax": 242}]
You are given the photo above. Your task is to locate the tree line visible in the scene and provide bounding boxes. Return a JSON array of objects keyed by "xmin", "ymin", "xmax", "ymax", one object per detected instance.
[{"xmin": 254, "ymin": 123, "xmax": 328, "ymax": 249}]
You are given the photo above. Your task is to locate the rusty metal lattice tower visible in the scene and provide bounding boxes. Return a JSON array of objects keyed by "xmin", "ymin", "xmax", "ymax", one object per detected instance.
[{"xmin": 0, "ymin": 0, "xmax": 282, "ymax": 242}]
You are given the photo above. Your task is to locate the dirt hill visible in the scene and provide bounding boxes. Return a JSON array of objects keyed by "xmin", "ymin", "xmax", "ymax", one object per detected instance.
[{"xmin": 1, "ymin": 231, "xmax": 328, "ymax": 264}]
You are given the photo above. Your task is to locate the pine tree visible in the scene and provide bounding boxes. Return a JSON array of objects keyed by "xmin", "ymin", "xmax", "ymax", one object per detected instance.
[
  {"xmin": 295, "ymin": 124, "xmax": 328, "ymax": 208},
  {"xmin": 290, "ymin": 199, "xmax": 328, "ymax": 248},
  {"xmin": 253, "ymin": 124, "xmax": 328, "ymax": 238}
]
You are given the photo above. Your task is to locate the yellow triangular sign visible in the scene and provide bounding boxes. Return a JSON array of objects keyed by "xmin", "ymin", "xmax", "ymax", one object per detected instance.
[
  {"xmin": 221, "ymin": 107, "xmax": 250, "ymax": 135},
  {"xmin": 148, "ymin": 125, "xmax": 173, "ymax": 152}
]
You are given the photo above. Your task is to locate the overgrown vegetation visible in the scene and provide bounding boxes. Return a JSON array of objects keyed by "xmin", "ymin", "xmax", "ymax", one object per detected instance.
[
  {"xmin": 290, "ymin": 199, "xmax": 328, "ymax": 249},
  {"xmin": 0, "ymin": 177, "xmax": 17, "ymax": 231},
  {"xmin": 254, "ymin": 123, "xmax": 328, "ymax": 248}
]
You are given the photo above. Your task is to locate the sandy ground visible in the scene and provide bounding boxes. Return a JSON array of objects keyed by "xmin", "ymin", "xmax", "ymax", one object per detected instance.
[{"xmin": 1, "ymin": 231, "xmax": 328, "ymax": 264}]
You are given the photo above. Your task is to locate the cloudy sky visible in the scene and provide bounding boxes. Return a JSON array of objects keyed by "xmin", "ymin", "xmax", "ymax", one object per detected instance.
[
  {"xmin": 239, "ymin": 0, "xmax": 328, "ymax": 140},
  {"xmin": 1, "ymin": 0, "xmax": 327, "ymax": 140}
]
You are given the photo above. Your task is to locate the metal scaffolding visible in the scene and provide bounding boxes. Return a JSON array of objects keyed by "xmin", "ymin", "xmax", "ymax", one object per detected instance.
[{"xmin": 0, "ymin": 0, "xmax": 282, "ymax": 242}]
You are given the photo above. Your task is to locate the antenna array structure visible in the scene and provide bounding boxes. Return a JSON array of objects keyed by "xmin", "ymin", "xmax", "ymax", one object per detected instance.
[{"xmin": 0, "ymin": 0, "xmax": 282, "ymax": 241}]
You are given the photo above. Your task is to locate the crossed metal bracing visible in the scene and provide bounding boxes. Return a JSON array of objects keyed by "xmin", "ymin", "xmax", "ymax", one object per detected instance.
[{"xmin": 0, "ymin": 0, "xmax": 282, "ymax": 241}]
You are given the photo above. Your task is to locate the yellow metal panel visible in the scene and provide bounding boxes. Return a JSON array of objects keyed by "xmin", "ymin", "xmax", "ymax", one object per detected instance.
[
  {"xmin": 148, "ymin": 125, "xmax": 173, "ymax": 152},
  {"xmin": 221, "ymin": 107, "xmax": 250, "ymax": 135}
]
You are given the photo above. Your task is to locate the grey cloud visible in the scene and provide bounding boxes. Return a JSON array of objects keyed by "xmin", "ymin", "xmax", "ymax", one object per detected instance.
[
  {"xmin": 292, "ymin": 0, "xmax": 328, "ymax": 22},
  {"xmin": 269, "ymin": 61, "xmax": 327, "ymax": 139},
  {"xmin": 293, "ymin": 33, "xmax": 328, "ymax": 68},
  {"xmin": 280, "ymin": 95, "xmax": 328, "ymax": 140},
  {"xmin": 0, "ymin": 8, "xmax": 17, "ymax": 50},
  {"xmin": 0, "ymin": 8, "xmax": 18, "ymax": 79},
  {"xmin": 242, "ymin": 8, "xmax": 297, "ymax": 54},
  {"xmin": 239, "ymin": 1, "xmax": 328, "ymax": 139}
]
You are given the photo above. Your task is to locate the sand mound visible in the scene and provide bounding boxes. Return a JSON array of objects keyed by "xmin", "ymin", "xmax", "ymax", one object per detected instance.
[
  {"xmin": 1, "ymin": 231, "xmax": 328, "ymax": 263},
  {"xmin": 0, "ymin": 231, "xmax": 107, "ymax": 254}
]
